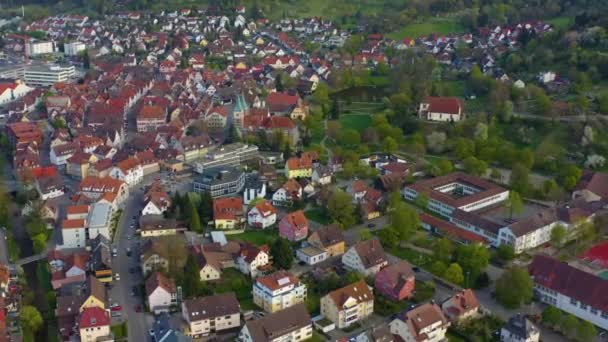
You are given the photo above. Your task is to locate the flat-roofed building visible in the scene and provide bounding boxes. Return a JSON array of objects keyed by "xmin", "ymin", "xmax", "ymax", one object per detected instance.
[{"xmin": 25, "ymin": 64, "xmax": 75, "ymax": 87}]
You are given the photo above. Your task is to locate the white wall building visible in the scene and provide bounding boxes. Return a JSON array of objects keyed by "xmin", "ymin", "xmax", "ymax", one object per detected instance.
[
  {"xmin": 61, "ymin": 219, "xmax": 86, "ymax": 249},
  {"xmin": 26, "ymin": 41, "xmax": 57, "ymax": 55},
  {"xmin": 64, "ymin": 41, "xmax": 86, "ymax": 56},
  {"xmin": 24, "ymin": 64, "xmax": 76, "ymax": 87},
  {"xmin": 253, "ymin": 271, "xmax": 307, "ymax": 313},
  {"xmin": 247, "ymin": 202, "xmax": 277, "ymax": 229},
  {"xmin": 86, "ymin": 202, "xmax": 113, "ymax": 240}
]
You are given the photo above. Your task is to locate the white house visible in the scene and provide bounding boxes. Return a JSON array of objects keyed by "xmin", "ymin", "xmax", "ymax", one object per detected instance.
[
  {"xmin": 239, "ymin": 304, "xmax": 312, "ymax": 342},
  {"xmin": 253, "ymin": 270, "xmax": 307, "ymax": 313},
  {"xmin": 86, "ymin": 202, "xmax": 113, "ymax": 241},
  {"xmin": 236, "ymin": 243, "xmax": 269, "ymax": 278},
  {"xmin": 342, "ymin": 239, "xmax": 388, "ymax": 276},
  {"xmin": 61, "ymin": 219, "xmax": 86, "ymax": 249},
  {"xmin": 500, "ymin": 314, "xmax": 540, "ymax": 342},
  {"xmin": 146, "ymin": 272, "xmax": 177, "ymax": 314},
  {"xmin": 272, "ymin": 179, "xmax": 302, "ymax": 207},
  {"xmin": 110, "ymin": 157, "xmax": 143, "ymax": 187},
  {"xmin": 311, "ymin": 165, "xmax": 332, "ymax": 186},
  {"xmin": 418, "ymin": 96, "xmax": 463, "ymax": 122},
  {"xmin": 389, "ymin": 303, "xmax": 450, "ymax": 342},
  {"xmin": 247, "ymin": 201, "xmax": 277, "ymax": 229},
  {"xmin": 0, "ymin": 81, "xmax": 33, "ymax": 105},
  {"xmin": 296, "ymin": 246, "xmax": 328, "ymax": 265},
  {"xmin": 50, "ymin": 142, "xmax": 78, "ymax": 166},
  {"xmin": 182, "ymin": 293, "xmax": 241, "ymax": 337}
]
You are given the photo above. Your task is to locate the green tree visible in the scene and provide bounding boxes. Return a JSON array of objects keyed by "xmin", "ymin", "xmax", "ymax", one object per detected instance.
[
  {"xmin": 359, "ymin": 229, "xmax": 372, "ymax": 241},
  {"xmin": 562, "ymin": 314, "xmax": 579, "ymax": 339},
  {"xmin": 506, "ymin": 191, "xmax": 524, "ymax": 219},
  {"xmin": 382, "ymin": 136, "xmax": 398, "ymax": 153},
  {"xmin": 433, "ymin": 237, "xmax": 453, "ymax": 263},
  {"xmin": 390, "ymin": 202, "xmax": 419, "ymax": 241},
  {"xmin": 599, "ymin": 91, "xmax": 608, "ymax": 114},
  {"xmin": 509, "ymin": 164, "xmax": 531, "ymax": 195},
  {"xmin": 20, "ymin": 305, "xmax": 43, "ymax": 334},
  {"xmin": 455, "ymin": 243, "xmax": 489, "ymax": 285},
  {"xmin": 198, "ymin": 191, "xmax": 213, "ymax": 223},
  {"xmin": 577, "ymin": 319, "xmax": 597, "ymax": 342},
  {"xmin": 497, "ymin": 244, "xmax": 515, "ymax": 261},
  {"xmin": 443, "ymin": 263, "xmax": 465, "ymax": 285},
  {"xmin": 542, "ymin": 306, "xmax": 563, "ymax": 328},
  {"xmin": 495, "ymin": 267, "xmax": 533, "ymax": 308},
  {"xmin": 463, "ymin": 156, "xmax": 488, "ymax": 176},
  {"xmin": 430, "ymin": 260, "xmax": 448, "ymax": 276},
  {"xmin": 377, "ymin": 227, "xmax": 399, "ymax": 248},
  {"xmin": 413, "ymin": 192, "xmax": 429, "ymax": 209},
  {"xmin": 559, "ymin": 164, "xmax": 582, "ymax": 190},
  {"xmin": 312, "ymin": 83, "xmax": 330, "ymax": 107},
  {"xmin": 550, "ymin": 224, "xmax": 567, "ymax": 247},
  {"xmin": 275, "ymin": 73, "xmax": 284, "ymax": 92},
  {"xmin": 327, "ymin": 189, "xmax": 356, "ymax": 229},
  {"xmin": 270, "ymin": 237, "xmax": 294, "ymax": 269},
  {"xmin": 189, "ymin": 203, "xmax": 202, "ymax": 232}
]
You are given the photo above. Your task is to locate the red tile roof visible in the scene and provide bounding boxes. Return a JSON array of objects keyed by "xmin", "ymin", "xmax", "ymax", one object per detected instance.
[
  {"xmin": 213, "ymin": 197, "xmax": 244, "ymax": 220},
  {"xmin": 425, "ymin": 97, "xmax": 462, "ymax": 115},
  {"xmin": 79, "ymin": 307, "xmax": 111, "ymax": 329}
]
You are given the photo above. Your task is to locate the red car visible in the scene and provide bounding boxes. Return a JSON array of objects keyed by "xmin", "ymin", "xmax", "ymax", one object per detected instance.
[
  {"xmin": 135, "ymin": 305, "xmax": 142, "ymax": 313},
  {"xmin": 111, "ymin": 305, "xmax": 122, "ymax": 311}
]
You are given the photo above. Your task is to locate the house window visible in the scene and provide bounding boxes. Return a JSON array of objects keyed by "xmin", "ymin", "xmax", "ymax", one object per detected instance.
[
  {"xmin": 580, "ymin": 303, "xmax": 588, "ymax": 310},
  {"xmin": 570, "ymin": 298, "xmax": 577, "ymax": 305},
  {"xmin": 602, "ymin": 312, "xmax": 608, "ymax": 319}
]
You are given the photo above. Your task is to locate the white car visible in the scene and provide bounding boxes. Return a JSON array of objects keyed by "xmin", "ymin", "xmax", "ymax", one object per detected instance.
[{"xmin": 114, "ymin": 273, "xmax": 120, "ymax": 281}]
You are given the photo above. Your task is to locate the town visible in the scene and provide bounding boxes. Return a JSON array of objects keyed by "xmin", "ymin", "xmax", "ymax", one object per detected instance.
[{"xmin": 0, "ymin": 2, "xmax": 607, "ymax": 342}]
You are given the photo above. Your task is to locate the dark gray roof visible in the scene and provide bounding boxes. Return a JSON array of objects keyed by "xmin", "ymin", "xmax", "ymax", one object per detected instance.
[
  {"xmin": 194, "ymin": 167, "xmax": 244, "ymax": 186},
  {"xmin": 502, "ymin": 314, "xmax": 538, "ymax": 339},
  {"xmin": 244, "ymin": 303, "xmax": 311, "ymax": 342},
  {"xmin": 183, "ymin": 293, "xmax": 240, "ymax": 322}
]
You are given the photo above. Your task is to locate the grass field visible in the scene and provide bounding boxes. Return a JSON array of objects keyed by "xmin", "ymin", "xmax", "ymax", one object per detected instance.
[
  {"xmin": 547, "ymin": 16, "xmax": 571, "ymax": 30},
  {"xmin": 339, "ymin": 114, "xmax": 373, "ymax": 131},
  {"xmin": 388, "ymin": 17, "xmax": 465, "ymax": 40},
  {"xmin": 227, "ymin": 229, "xmax": 278, "ymax": 246},
  {"xmin": 304, "ymin": 208, "xmax": 330, "ymax": 224}
]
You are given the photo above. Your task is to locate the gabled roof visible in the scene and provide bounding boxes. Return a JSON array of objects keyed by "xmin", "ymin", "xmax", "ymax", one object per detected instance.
[
  {"xmin": 244, "ymin": 303, "xmax": 311, "ymax": 342},
  {"xmin": 79, "ymin": 307, "xmax": 111, "ymax": 329},
  {"xmin": 326, "ymin": 280, "xmax": 373, "ymax": 308},
  {"xmin": 352, "ymin": 239, "xmax": 386, "ymax": 269},
  {"xmin": 574, "ymin": 171, "xmax": 608, "ymax": 200},
  {"xmin": 256, "ymin": 270, "xmax": 299, "ymax": 291},
  {"xmin": 424, "ymin": 96, "xmax": 462, "ymax": 115},
  {"xmin": 310, "ymin": 224, "xmax": 344, "ymax": 248},
  {"xmin": 145, "ymin": 271, "xmax": 176, "ymax": 296},
  {"xmin": 183, "ymin": 293, "xmax": 240, "ymax": 322},
  {"xmin": 528, "ymin": 255, "xmax": 608, "ymax": 312}
]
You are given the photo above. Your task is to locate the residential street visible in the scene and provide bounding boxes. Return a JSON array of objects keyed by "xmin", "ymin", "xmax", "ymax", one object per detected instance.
[{"xmin": 110, "ymin": 184, "xmax": 152, "ymax": 342}]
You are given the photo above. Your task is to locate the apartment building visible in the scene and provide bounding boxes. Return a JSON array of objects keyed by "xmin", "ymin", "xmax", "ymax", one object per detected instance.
[
  {"xmin": 181, "ymin": 293, "xmax": 241, "ymax": 337},
  {"xmin": 321, "ymin": 280, "xmax": 374, "ymax": 329},
  {"xmin": 253, "ymin": 270, "xmax": 307, "ymax": 313},
  {"xmin": 25, "ymin": 64, "xmax": 75, "ymax": 87},
  {"xmin": 240, "ymin": 304, "xmax": 312, "ymax": 342}
]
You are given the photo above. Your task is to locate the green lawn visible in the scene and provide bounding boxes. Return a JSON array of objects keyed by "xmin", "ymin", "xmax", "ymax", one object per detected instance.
[
  {"xmin": 305, "ymin": 332, "xmax": 327, "ymax": 342},
  {"xmin": 227, "ymin": 229, "xmax": 278, "ymax": 246},
  {"xmin": 304, "ymin": 208, "xmax": 330, "ymax": 225},
  {"xmin": 547, "ymin": 16, "xmax": 571, "ymax": 30},
  {"xmin": 446, "ymin": 330, "xmax": 468, "ymax": 342},
  {"xmin": 339, "ymin": 114, "xmax": 373, "ymax": 132},
  {"xmin": 388, "ymin": 17, "xmax": 465, "ymax": 40},
  {"xmin": 214, "ymin": 268, "xmax": 255, "ymax": 307},
  {"xmin": 111, "ymin": 323, "xmax": 128, "ymax": 340},
  {"xmin": 386, "ymin": 245, "xmax": 434, "ymax": 267}
]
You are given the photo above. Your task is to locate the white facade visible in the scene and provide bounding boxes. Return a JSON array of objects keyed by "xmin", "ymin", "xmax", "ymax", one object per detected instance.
[
  {"xmin": 87, "ymin": 203, "xmax": 113, "ymax": 240},
  {"xmin": 237, "ymin": 250, "xmax": 269, "ymax": 277},
  {"xmin": 341, "ymin": 246, "xmax": 387, "ymax": 276},
  {"xmin": 61, "ymin": 227, "xmax": 86, "ymax": 249},
  {"xmin": 110, "ymin": 165, "xmax": 144, "ymax": 187},
  {"xmin": 296, "ymin": 246, "xmax": 328, "ymax": 265},
  {"xmin": 0, "ymin": 82, "xmax": 33, "ymax": 105},
  {"xmin": 26, "ymin": 41, "xmax": 57, "ymax": 55},
  {"xmin": 142, "ymin": 201, "xmax": 163, "ymax": 216},
  {"xmin": 311, "ymin": 170, "xmax": 331, "ymax": 185},
  {"xmin": 24, "ymin": 65, "xmax": 76, "ymax": 87},
  {"xmin": 247, "ymin": 206, "xmax": 276, "ymax": 229},
  {"xmin": 390, "ymin": 317, "xmax": 448, "ymax": 342},
  {"xmin": 253, "ymin": 278, "xmax": 307, "ymax": 313},
  {"xmin": 64, "ymin": 41, "xmax": 86, "ymax": 56},
  {"xmin": 50, "ymin": 148, "xmax": 75, "ymax": 166},
  {"xmin": 38, "ymin": 184, "xmax": 64, "ymax": 200},
  {"xmin": 403, "ymin": 185, "xmax": 509, "ymax": 217},
  {"xmin": 533, "ymin": 284, "xmax": 608, "ymax": 330},
  {"xmin": 240, "ymin": 322, "xmax": 313, "ymax": 342},
  {"xmin": 243, "ymin": 183, "xmax": 267, "ymax": 205},
  {"xmin": 148, "ymin": 286, "xmax": 176, "ymax": 314}
]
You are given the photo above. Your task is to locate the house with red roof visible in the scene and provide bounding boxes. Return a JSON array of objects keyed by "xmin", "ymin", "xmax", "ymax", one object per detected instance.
[
  {"xmin": 159, "ymin": 60, "xmax": 177, "ymax": 74},
  {"xmin": 110, "ymin": 157, "xmax": 143, "ymax": 187},
  {"xmin": 441, "ymin": 289, "xmax": 481, "ymax": 322},
  {"xmin": 146, "ymin": 272, "xmax": 177, "ymax": 314},
  {"xmin": 236, "ymin": 242, "xmax": 270, "ymax": 277},
  {"xmin": 0, "ymin": 80, "xmax": 33, "ymax": 105},
  {"xmin": 374, "ymin": 261, "xmax": 415, "ymax": 301},
  {"xmin": 49, "ymin": 251, "xmax": 89, "ymax": 290},
  {"xmin": 137, "ymin": 105, "xmax": 167, "ymax": 133},
  {"xmin": 418, "ymin": 96, "xmax": 463, "ymax": 122},
  {"xmin": 279, "ymin": 210, "xmax": 309, "ymax": 242},
  {"xmin": 213, "ymin": 197, "xmax": 245, "ymax": 230},
  {"xmin": 78, "ymin": 307, "xmax": 112, "ymax": 342},
  {"xmin": 267, "ymin": 91, "xmax": 299, "ymax": 115},
  {"xmin": 248, "ymin": 201, "xmax": 277, "ymax": 229},
  {"xmin": 205, "ymin": 105, "xmax": 229, "ymax": 128}
]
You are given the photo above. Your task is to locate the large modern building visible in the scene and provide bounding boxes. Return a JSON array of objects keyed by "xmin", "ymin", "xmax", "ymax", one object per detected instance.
[
  {"xmin": 25, "ymin": 41, "xmax": 57, "ymax": 55},
  {"xmin": 192, "ymin": 143, "xmax": 259, "ymax": 173},
  {"xmin": 403, "ymin": 172, "xmax": 509, "ymax": 217},
  {"xmin": 193, "ymin": 167, "xmax": 245, "ymax": 197},
  {"xmin": 24, "ymin": 64, "xmax": 76, "ymax": 87},
  {"xmin": 320, "ymin": 280, "xmax": 374, "ymax": 329},
  {"xmin": 253, "ymin": 270, "xmax": 307, "ymax": 313},
  {"xmin": 529, "ymin": 255, "xmax": 608, "ymax": 330}
]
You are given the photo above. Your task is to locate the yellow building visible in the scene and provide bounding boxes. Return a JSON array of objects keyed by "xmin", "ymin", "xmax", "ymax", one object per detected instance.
[
  {"xmin": 253, "ymin": 270, "xmax": 307, "ymax": 313},
  {"xmin": 139, "ymin": 215, "xmax": 184, "ymax": 237},
  {"xmin": 79, "ymin": 277, "xmax": 106, "ymax": 312},
  {"xmin": 320, "ymin": 280, "xmax": 374, "ymax": 329},
  {"xmin": 307, "ymin": 225, "xmax": 345, "ymax": 257},
  {"xmin": 285, "ymin": 156, "xmax": 313, "ymax": 179}
]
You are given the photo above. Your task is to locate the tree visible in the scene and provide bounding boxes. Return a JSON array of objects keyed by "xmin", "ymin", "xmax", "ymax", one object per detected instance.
[
  {"xmin": 433, "ymin": 237, "xmax": 453, "ymax": 263},
  {"xmin": 312, "ymin": 83, "xmax": 330, "ymax": 107},
  {"xmin": 495, "ymin": 267, "xmax": 533, "ymax": 308},
  {"xmin": 463, "ymin": 156, "xmax": 488, "ymax": 176},
  {"xmin": 426, "ymin": 131, "xmax": 447, "ymax": 153},
  {"xmin": 390, "ymin": 203, "xmax": 419, "ymax": 241},
  {"xmin": 20, "ymin": 305, "xmax": 43, "ymax": 334},
  {"xmin": 443, "ymin": 263, "xmax": 465, "ymax": 285},
  {"xmin": 550, "ymin": 224, "xmax": 567, "ymax": 247},
  {"xmin": 330, "ymin": 96, "xmax": 341, "ymax": 119},
  {"xmin": 271, "ymin": 237, "xmax": 293, "ymax": 269},
  {"xmin": 377, "ymin": 227, "xmax": 399, "ymax": 248},
  {"xmin": 562, "ymin": 314, "xmax": 579, "ymax": 339},
  {"xmin": 327, "ymin": 189, "xmax": 356, "ymax": 229},
  {"xmin": 275, "ymin": 73, "xmax": 284, "ymax": 92},
  {"xmin": 340, "ymin": 129, "xmax": 361, "ymax": 146},
  {"xmin": 189, "ymin": 204, "xmax": 202, "ymax": 233},
  {"xmin": 506, "ymin": 191, "xmax": 524, "ymax": 219},
  {"xmin": 559, "ymin": 164, "xmax": 582, "ymax": 190},
  {"xmin": 599, "ymin": 91, "xmax": 608, "ymax": 114},
  {"xmin": 82, "ymin": 49, "xmax": 90, "ymax": 69},
  {"xmin": 497, "ymin": 244, "xmax": 515, "ymax": 261},
  {"xmin": 198, "ymin": 191, "xmax": 213, "ymax": 223},
  {"xmin": 455, "ymin": 243, "xmax": 489, "ymax": 283},
  {"xmin": 577, "ymin": 319, "xmax": 597, "ymax": 342},
  {"xmin": 413, "ymin": 192, "xmax": 429, "ymax": 209},
  {"xmin": 509, "ymin": 164, "xmax": 531, "ymax": 195},
  {"xmin": 382, "ymin": 136, "xmax": 398, "ymax": 153},
  {"xmin": 430, "ymin": 260, "xmax": 448, "ymax": 276},
  {"xmin": 359, "ymin": 229, "xmax": 372, "ymax": 241},
  {"xmin": 542, "ymin": 306, "xmax": 563, "ymax": 328}
]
